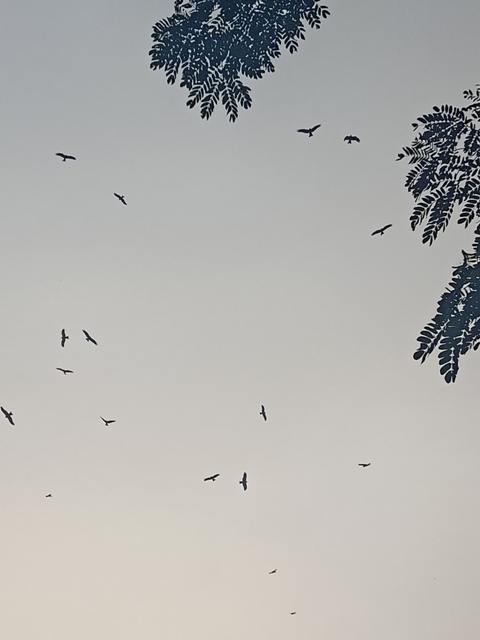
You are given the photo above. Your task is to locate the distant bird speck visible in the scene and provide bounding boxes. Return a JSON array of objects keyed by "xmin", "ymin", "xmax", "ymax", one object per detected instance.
[
  {"xmin": 100, "ymin": 416, "xmax": 116, "ymax": 426},
  {"xmin": 344, "ymin": 135, "xmax": 360, "ymax": 144},
  {"xmin": 269, "ymin": 569, "xmax": 277, "ymax": 574},
  {"xmin": 114, "ymin": 193, "xmax": 127, "ymax": 206},
  {"xmin": 358, "ymin": 463, "xmax": 371, "ymax": 467},
  {"xmin": 82, "ymin": 330, "xmax": 98, "ymax": 345},
  {"xmin": 371, "ymin": 224, "xmax": 392, "ymax": 236},
  {"xmin": 297, "ymin": 124, "xmax": 321, "ymax": 137},
  {"xmin": 56, "ymin": 153, "xmax": 76, "ymax": 162},
  {"xmin": 239, "ymin": 472, "xmax": 247, "ymax": 491},
  {"xmin": 204, "ymin": 474, "xmax": 220, "ymax": 482},
  {"xmin": 45, "ymin": 494, "xmax": 52, "ymax": 498},
  {"xmin": 290, "ymin": 612, "xmax": 297, "ymax": 615},
  {"xmin": 1, "ymin": 407, "xmax": 14, "ymax": 425},
  {"xmin": 56, "ymin": 368, "xmax": 73, "ymax": 375},
  {"xmin": 60, "ymin": 328, "xmax": 69, "ymax": 347},
  {"xmin": 260, "ymin": 405, "xmax": 267, "ymax": 421}
]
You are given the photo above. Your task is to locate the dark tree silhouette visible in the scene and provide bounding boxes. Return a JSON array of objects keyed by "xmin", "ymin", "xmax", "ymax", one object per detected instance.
[
  {"xmin": 398, "ymin": 85, "xmax": 480, "ymax": 382},
  {"xmin": 150, "ymin": 0, "xmax": 330, "ymax": 122}
]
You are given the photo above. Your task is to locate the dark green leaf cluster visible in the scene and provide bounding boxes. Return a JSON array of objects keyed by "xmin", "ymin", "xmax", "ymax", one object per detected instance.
[
  {"xmin": 149, "ymin": 0, "xmax": 330, "ymax": 121},
  {"xmin": 401, "ymin": 86, "xmax": 480, "ymax": 381},
  {"xmin": 413, "ymin": 248, "xmax": 480, "ymax": 383}
]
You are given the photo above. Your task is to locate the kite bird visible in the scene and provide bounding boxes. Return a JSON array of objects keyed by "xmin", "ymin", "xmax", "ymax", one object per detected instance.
[
  {"xmin": 61, "ymin": 329, "xmax": 69, "ymax": 347},
  {"xmin": 344, "ymin": 135, "xmax": 360, "ymax": 144},
  {"xmin": 358, "ymin": 463, "xmax": 371, "ymax": 468},
  {"xmin": 56, "ymin": 368, "xmax": 73, "ymax": 375},
  {"xmin": 290, "ymin": 612, "xmax": 297, "ymax": 615},
  {"xmin": 56, "ymin": 153, "xmax": 76, "ymax": 162},
  {"xmin": 371, "ymin": 224, "xmax": 392, "ymax": 237},
  {"xmin": 114, "ymin": 193, "xmax": 127, "ymax": 206},
  {"xmin": 269, "ymin": 569, "xmax": 277, "ymax": 574},
  {"xmin": 82, "ymin": 330, "xmax": 98, "ymax": 345},
  {"xmin": 100, "ymin": 417, "xmax": 116, "ymax": 426},
  {"xmin": 204, "ymin": 474, "xmax": 220, "ymax": 482},
  {"xmin": 239, "ymin": 472, "xmax": 248, "ymax": 491},
  {"xmin": 45, "ymin": 494, "xmax": 52, "ymax": 498},
  {"xmin": 1, "ymin": 407, "xmax": 14, "ymax": 425},
  {"xmin": 260, "ymin": 405, "xmax": 267, "ymax": 421},
  {"xmin": 297, "ymin": 124, "xmax": 321, "ymax": 137}
]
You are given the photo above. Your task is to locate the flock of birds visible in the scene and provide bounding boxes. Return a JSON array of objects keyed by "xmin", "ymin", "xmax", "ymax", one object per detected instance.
[{"xmin": 296, "ymin": 126, "xmax": 392, "ymax": 236}]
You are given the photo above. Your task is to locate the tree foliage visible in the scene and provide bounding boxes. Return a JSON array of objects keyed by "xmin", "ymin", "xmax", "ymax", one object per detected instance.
[
  {"xmin": 398, "ymin": 85, "xmax": 480, "ymax": 382},
  {"xmin": 149, "ymin": 0, "xmax": 330, "ymax": 122}
]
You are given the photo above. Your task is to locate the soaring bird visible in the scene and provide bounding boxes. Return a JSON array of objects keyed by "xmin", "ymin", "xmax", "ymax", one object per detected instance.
[
  {"xmin": 100, "ymin": 416, "xmax": 116, "ymax": 426},
  {"xmin": 297, "ymin": 124, "xmax": 321, "ymax": 137},
  {"xmin": 45, "ymin": 494, "xmax": 52, "ymax": 498},
  {"xmin": 56, "ymin": 368, "xmax": 73, "ymax": 375},
  {"xmin": 61, "ymin": 328, "xmax": 69, "ymax": 347},
  {"xmin": 358, "ymin": 463, "xmax": 371, "ymax": 467},
  {"xmin": 344, "ymin": 135, "xmax": 360, "ymax": 144},
  {"xmin": 1, "ymin": 407, "xmax": 14, "ymax": 425},
  {"xmin": 260, "ymin": 405, "xmax": 267, "ymax": 421},
  {"xmin": 204, "ymin": 474, "xmax": 220, "ymax": 482},
  {"xmin": 290, "ymin": 612, "xmax": 297, "ymax": 615},
  {"xmin": 371, "ymin": 224, "xmax": 392, "ymax": 236},
  {"xmin": 82, "ymin": 330, "xmax": 98, "ymax": 345},
  {"xmin": 239, "ymin": 472, "xmax": 247, "ymax": 491},
  {"xmin": 56, "ymin": 153, "xmax": 76, "ymax": 162},
  {"xmin": 114, "ymin": 193, "xmax": 127, "ymax": 205},
  {"xmin": 269, "ymin": 569, "xmax": 277, "ymax": 574}
]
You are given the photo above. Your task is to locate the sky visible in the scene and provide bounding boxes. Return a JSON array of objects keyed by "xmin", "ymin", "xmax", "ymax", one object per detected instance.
[{"xmin": 1, "ymin": 1, "xmax": 480, "ymax": 639}]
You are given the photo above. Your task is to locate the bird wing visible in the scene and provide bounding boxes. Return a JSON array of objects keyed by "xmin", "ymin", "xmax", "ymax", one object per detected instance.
[
  {"xmin": 371, "ymin": 228, "xmax": 381, "ymax": 236},
  {"xmin": 55, "ymin": 153, "xmax": 66, "ymax": 158},
  {"xmin": 297, "ymin": 129, "xmax": 310, "ymax": 134},
  {"xmin": 381, "ymin": 224, "xmax": 393, "ymax": 232},
  {"xmin": 352, "ymin": 136, "xmax": 360, "ymax": 142},
  {"xmin": 310, "ymin": 124, "xmax": 321, "ymax": 132}
]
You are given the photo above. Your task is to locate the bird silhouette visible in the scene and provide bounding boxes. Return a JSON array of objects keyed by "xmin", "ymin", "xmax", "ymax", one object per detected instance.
[
  {"xmin": 114, "ymin": 193, "xmax": 127, "ymax": 205},
  {"xmin": 1, "ymin": 407, "xmax": 14, "ymax": 425},
  {"xmin": 239, "ymin": 472, "xmax": 247, "ymax": 491},
  {"xmin": 290, "ymin": 612, "xmax": 297, "ymax": 615},
  {"xmin": 204, "ymin": 474, "xmax": 220, "ymax": 482},
  {"xmin": 260, "ymin": 405, "xmax": 267, "ymax": 421},
  {"xmin": 56, "ymin": 368, "xmax": 73, "ymax": 375},
  {"xmin": 297, "ymin": 124, "xmax": 321, "ymax": 137},
  {"xmin": 45, "ymin": 494, "xmax": 52, "ymax": 498},
  {"xmin": 269, "ymin": 569, "xmax": 277, "ymax": 574},
  {"xmin": 358, "ymin": 463, "xmax": 371, "ymax": 467},
  {"xmin": 344, "ymin": 135, "xmax": 360, "ymax": 144},
  {"xmin": 100, "ymin": 417, "xmax": 116, "ymax": 426},
  {"xmin": 56, "ymin": 153, "xmax": 76, "ymax": 162},
  {"xmin": 60, "ymin": 329, "xmax": 69, "ymax": 347},
  {"xmin": 82, "ymin": 330, "xmax": 98, "ymax": 345},
  {"xmin": 371, "ymin": 224, "xmax": 392, "ymax": 236}
]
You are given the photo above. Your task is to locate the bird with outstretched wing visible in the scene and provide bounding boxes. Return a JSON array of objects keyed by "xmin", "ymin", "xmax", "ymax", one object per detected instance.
[
  {"xmin": 56, "ymin": 153, "xmax": 76, "ymax": 161},
  {"xmin": 1, "ymin": 407, "xmax": 14, "ymax": 425},
  {"xmin": 239, "ymin": 472, "xmax": 247, "ymax": 491},
  {"xmin": 61, "ymin": 329, "xmax": 69, "ymax": 347},
  {"xmin": 204, "ymin": 474, "xmax": 220, "ymax": 482},
  {"xmin": 82, "ymin": 330, "xmax": 98, "ymax": 345},
  {"xmin": 297, "ymin": 124, "xmax": 321, "ymax": 137},
  {"xmin": 114, "ymin": 193, "xmax": 127, "ymax": 205},
  {"xmin": 344, "ymin": 135, "xmax": 360, "ymax": 144},
  {"xmin": 56, "ymin": 368, "xmax": 73, "ymax": 375}
]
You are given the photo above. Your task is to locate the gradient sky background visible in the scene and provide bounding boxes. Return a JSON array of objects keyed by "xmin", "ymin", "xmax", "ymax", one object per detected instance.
[{"xmin": 1, "ymin": 1, "xmax": 480, "ymax": 639}]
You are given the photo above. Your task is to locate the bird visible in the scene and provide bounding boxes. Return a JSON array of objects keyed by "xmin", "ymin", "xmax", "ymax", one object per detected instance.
[
  {"xmin": 45, "ymin": 494, "xmax": 52, "ymax": 498},
  {"xmin": 56, "ymin": 368, "xmax": 73, "ymax": 375},
  {"xmin": 297, "ymin": 124, "xmax": 321, "ymax": 137},
  {"xmin": 204, "ymin": 474, "xmax": 220, "ymax": 482},
  {"xmin": 290, "ymin": 612, "xmax": 297, "ymax": 615},
  {"xmin": 114, "ymin": 193, "xmax": 127, "ymax": 205},
  {"xmin": 371, "ymin": 224, "xmax": 392, "ymax": 236},
  {"xmin": 239, "ymin": 472, "xmax": 247, "ymax": 491},
  {"xmin": 358, "ymin": 463, "xmax": 371, "ymax": 467},
  {"xmin": 1, "ymin": 407, "xmax": 14, "ymax": 425},
  {"xmin": 56, "ymin": 153, "xmax": 76, "ymax": 162},
  {"xmin": 269, "ymin": 569, "xmax": 277, "ymax": 574},
  {"xmin": 60, "ymin": 329, "xmax": 69, "ymax": 347},
  {"xmin": 82, "ymin": 330, "xmax": 98, "ymax": 345},
  {"xmin": 344, "ymin": 135, "xmax": 360, "ymax": 144},
  {"xmin": 260, "ymin": 405, "xmax": 267, "ymax": 421},
  {"xmin": 100, "ymin": 417, "xmax": 116, "ymax": 426}
]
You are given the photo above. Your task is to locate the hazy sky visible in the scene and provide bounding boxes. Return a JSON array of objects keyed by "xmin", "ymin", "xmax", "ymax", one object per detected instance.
[{"xmin": 1, "ymin": 1, "xmax": 480, "ymax": 639}]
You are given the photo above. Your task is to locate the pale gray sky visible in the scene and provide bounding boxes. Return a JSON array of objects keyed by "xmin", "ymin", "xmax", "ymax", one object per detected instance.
[{"xmin": 1, "ymin": 1, "xmax": 480, "ymax": 639}]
